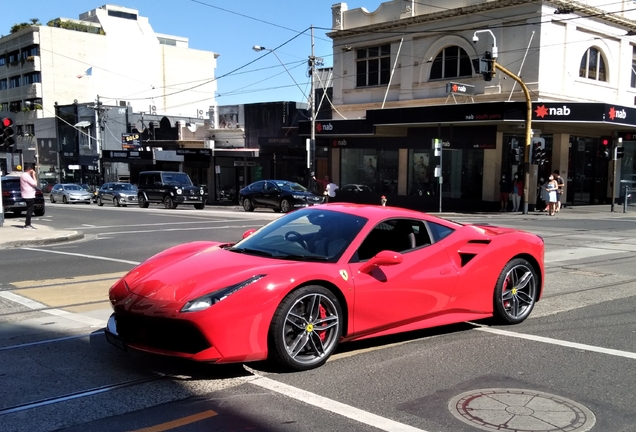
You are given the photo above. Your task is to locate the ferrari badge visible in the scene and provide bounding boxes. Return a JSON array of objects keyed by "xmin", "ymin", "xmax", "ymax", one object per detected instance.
[{"xmin": 339, "ymin": 270, "xmax": 348, "ymax": 281}]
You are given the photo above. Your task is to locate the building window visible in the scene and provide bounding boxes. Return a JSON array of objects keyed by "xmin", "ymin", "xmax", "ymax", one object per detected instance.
[
  {"xmin": 340, "ymin": 148, "xmax": 398, "ymax": 193},
  {"xmin": 430, "ymin": 46, "xmax": 473, "ymax": 80},
  {"xmin": 23, "ymin": 72, "xmax": 41, "ymax": 85},
  {"xmin": 9, "ymin": 101, "xmax": 22, "ymax": 112},
  {"xmin": 0, "ymin": 102, "xmax": 7, "ymax": 111},
  {"xmin": 21, "ymin": 45, "xmax": 40, "ymax": 58},
  {"xmin": 356, "ymin": 45, "xmax": 391, "ymax": 87},
  {"xmin": 108, "ymin": 10, "xmax": 137, "ymax": 20},
  {"xmin": 158, "ymin": 37, "xmax": 177, "ymax": 46},
  {"xmin": 0, "ymin": 56, "xmax": 5, "ymax": 67},
  {"xmin": 579, "ymin": 47, "xmax": 607, "ymax": 81},
  {"xmin": 7, "ymin": 51, "xmax": 19, "ymax": 64},
  {"xmin": 631, "ymin": 46, "xmax": 636, "ymax": 88},
  {"xmin": 0, "ymin": 79, "xmax": 7, "ymax": 90},
  {"xmin": 24, "ymin": 124, "xmax": 35, "ymax": 136},
  {"xmin": 9, "ymin": 76, "xmax": 21, "ymax": 88}
]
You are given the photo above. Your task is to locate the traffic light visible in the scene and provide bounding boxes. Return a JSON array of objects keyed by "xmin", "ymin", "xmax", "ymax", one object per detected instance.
[
  {"xmin": 615, "ymin": 146, "xmax": 625, "ymax": 159},
  {"xmin": 0, "ymin": 117, "xmax": 15, "ymax": 150},
  {"xmin": 599, "ymin": 136, "xmax": 611, "ymax": 159},
  {"xmin": 480, "ymin": 51, "xmax": 495, "ymax": 82},
  {"xmin": 432, "ymin": 138, "xmax": 442, "ymax": 178}
]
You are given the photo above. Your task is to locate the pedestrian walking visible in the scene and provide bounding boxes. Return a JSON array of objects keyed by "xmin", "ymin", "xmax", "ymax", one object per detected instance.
[
  {"xmin": 20, "ymin": 165, "xmax": 38, "ymax": 230},
  {"xmin": 545, "ymin": 175, "xmax": 559, "ymax": 216},
  {"xmin": 325, "ymin": 179, "xmax": 339, "ymax": 203},
  {"xmin": 511, "ymin": 174, "xmax": 523, "ymax": 212},
  {"xmin": 553, "ymin": 170, "xmax": 565, "ymax": 212},
  {"xmin": 312, "ymin": 175, "xmax": 329, "ymax": 195}
]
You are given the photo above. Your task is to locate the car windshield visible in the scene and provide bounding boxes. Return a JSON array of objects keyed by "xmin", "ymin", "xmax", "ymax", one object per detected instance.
[
  {"xmin": 229, "ymin": 208, "xmax": 367, "ymax": 262},
  {"xmin": 65, "ymin": 185, "xmax": 82, "ymax": 191},
  {"xmin": 161, "ymin": 173, "xmax": 192, "ymax": 186},
  {"xmin": 276, "ymin": 181, "xmax": 307, "ymax": 192},
  {"xmin": 114, "ymin": 183, "xmax": 136, "ymax": 191}
]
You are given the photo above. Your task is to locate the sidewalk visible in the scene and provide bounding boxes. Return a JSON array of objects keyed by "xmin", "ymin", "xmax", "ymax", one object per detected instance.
[{"xmin": 0, "ymin": 203, "xmax": 632, "ymax": 250}]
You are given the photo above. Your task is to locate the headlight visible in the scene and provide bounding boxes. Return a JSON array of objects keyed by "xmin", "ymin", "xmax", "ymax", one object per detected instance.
[
  {"xmin": 292, "ymin": 195, "xmax": 305, "ymax": 200},
  {"xmin": 180, "ymin": 274, "xmax": 266, "ymax": 313},
  {"xmin": 200, "ymin": 189, "xmax": 204, "ymax": 195},
  {"xmin": 176, "ymin": 189, "xmax": 182, "ymax": 195}
]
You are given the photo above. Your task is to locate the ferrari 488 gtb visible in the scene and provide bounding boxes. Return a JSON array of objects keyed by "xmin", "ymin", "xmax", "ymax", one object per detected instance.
[{"xmin": 106, "ymin": 204, "xmax": 544, "ymax": 371}]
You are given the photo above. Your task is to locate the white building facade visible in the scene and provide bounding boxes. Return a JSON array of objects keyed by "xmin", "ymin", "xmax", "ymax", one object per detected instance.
[
  {"xmin": 0, "ymin": 4, "xmax": 217, "ymax": 174},
  {"xmin": 304, "ymin": 0, "xmax": 636, "ymax": 210}
]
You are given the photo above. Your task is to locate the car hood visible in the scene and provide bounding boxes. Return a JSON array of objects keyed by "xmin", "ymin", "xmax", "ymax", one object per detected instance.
[{"xmin": 123, "ymin": 244, "xmax": 299, "ymax": 302}]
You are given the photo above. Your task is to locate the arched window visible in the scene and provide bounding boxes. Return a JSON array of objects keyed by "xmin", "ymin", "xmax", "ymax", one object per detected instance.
[
  {"xmin": 579, "ymin": 47, "xmax": 607, "ymax": 82},
  {"xmin": 430, "ymin": 46, "xmax": 473, "ymax": 80}
]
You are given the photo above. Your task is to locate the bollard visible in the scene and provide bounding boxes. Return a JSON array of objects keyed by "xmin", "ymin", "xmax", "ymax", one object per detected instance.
[
  {"xmin": 381, "ymin": 195, "xmax": 387, "ymax": 206},
  {"xmin": 624, "ymin": 185, "xmax": 628, "ymax": 213}
]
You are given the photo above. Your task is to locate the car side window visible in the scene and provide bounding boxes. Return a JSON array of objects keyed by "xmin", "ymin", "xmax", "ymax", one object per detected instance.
[
  {"xmin": 266, "ymin": 181, "xmax": 278, "ymax": 191},
  {"xmin": 426, "ymin": 221, "xmax": 455, "ymax": 242},
  {"xmin": 251, "ymin": 181, "xmax": 265, "ymax": 192},
  {"xmin": 355, "ymin": 218, "xmax": 432, "ymax": 261}
]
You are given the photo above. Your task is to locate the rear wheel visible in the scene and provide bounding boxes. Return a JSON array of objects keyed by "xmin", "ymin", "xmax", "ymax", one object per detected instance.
[
  {"xmin": 268, "ymin": 285, "xmax": 342, "ymax": 371},
  {"xmin": 34, "ymin": 208, "xmax": 45, "ymax": 217},
  {"xmin": 493, "ymin": 258, "xmax": 538, "ymax": 324},
  {"xmin": 242, "ymin": 198, "xmax": 254, "ymax": 212},
  {"xmin": 138, "ymin": 195, "xmax": 149, "ymax": 208}
]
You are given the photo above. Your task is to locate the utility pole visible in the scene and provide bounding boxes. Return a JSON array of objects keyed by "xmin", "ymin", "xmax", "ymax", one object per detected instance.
[
  {"xmin": 94, "ymin": 95, "xmax": 103, "ymax": 184},
  {"xmin": 309, "ymin": 25, "xmax": 316, "ymax": 180}
]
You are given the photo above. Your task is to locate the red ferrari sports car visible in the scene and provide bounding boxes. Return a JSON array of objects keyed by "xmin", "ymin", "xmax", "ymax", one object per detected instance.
[{"xmin": 106, "ymin": 204, "xmax": 544, "ymax": 371}]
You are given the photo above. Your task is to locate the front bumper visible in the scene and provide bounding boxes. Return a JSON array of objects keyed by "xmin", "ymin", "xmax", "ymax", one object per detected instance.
[
  {"xmin": 118, "ymin": 195, "xmax": 138, "ymax": 204},
  {"xmin": 68, "ymin": 196, "xmax": 92, "ymax": 203},
  {"xmin": 174, "ymin": 195, "xmax": 203, "ymax": 204}
]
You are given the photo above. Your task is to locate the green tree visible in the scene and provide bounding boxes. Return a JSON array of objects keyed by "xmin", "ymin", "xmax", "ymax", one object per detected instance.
[{"xmin": 10, "ymin": 18, "xmax": 40, "ymax": 34}]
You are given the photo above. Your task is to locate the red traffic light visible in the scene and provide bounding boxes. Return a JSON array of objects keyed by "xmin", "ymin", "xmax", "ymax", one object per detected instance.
[
  {"xmin": 2, "ymin": 117, "xmax": 12, "ymax": 128},
  {"xmin": 600, "ymin": 136, "xmax": 611, "ymax": 146}
]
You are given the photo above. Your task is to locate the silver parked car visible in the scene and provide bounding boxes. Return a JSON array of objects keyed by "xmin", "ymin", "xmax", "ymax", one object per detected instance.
[
  {"xmin": 97, "ymin": 182, "xmax": 138, "ymax": 207},
  {"xmin": 50, "ymin": 183, "xmax": 93, "ymax": 204}
]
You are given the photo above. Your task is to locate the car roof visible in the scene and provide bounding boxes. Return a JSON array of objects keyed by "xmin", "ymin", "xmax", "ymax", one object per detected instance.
[{"xmin": 303, "ymin": 203, "xmax": 463, "ymax": 228}]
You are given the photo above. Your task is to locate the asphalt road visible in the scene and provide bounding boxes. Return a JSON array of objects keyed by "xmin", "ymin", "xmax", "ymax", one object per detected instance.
[{"xmin": 1, "ymin": 203, "xmax": 635, "ymax": 432}]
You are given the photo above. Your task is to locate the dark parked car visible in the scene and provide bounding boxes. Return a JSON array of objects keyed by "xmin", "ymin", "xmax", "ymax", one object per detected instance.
[
  {"xmin": 341, "ymin": 184, "xmax": 372, "ymax": 193},
  {"xmin": 97, "ymin": 182, "xmax": 138, "ymax": 207},
  {"xmin": 1, "ymin": 176, "xmax": 45, "ymax": 216},
  {"xmin": 239, "ymin": 180, "xmax": 323, "ymax": 213},
  {"xmin": 136, "ymin": 171, "xmax": 205, "ymax": 209}
]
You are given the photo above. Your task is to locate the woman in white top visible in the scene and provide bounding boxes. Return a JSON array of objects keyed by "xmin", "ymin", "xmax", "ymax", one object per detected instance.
[{"xmin": 545, "ymin": 175, "xmax": 559, "ymax": 216}]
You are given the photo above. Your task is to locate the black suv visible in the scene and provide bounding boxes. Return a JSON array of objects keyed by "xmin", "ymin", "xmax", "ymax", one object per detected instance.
[
  {"xmin": 1, "ymin": 175, "xmax": 45, "ymax": 216},
  {"xmin": 136, "ymin": 171, "xmax": 205, "ymax": 209}
]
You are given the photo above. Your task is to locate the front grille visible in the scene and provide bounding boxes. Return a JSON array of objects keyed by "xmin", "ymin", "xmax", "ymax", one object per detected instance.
[{"xmin": 115, "ymin": 313, "xmax": 210, "ymax": 354}]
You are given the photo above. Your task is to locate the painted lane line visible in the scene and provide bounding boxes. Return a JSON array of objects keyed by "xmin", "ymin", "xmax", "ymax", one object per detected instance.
[
  {"xmin": 0, "ymin": 375, "xmax": 164, "ymax": 416},
  {"xmin": 248, "ymin": 376, "xmax": 428, "ymax": 432},
  {"xmin": 0, "ymin": 291, "xmax": 106, "ymax": 327},
  {"xmin": 132, "ymin": 410, "xmax": 217, "ymax": 432},
  {"xmin": 475, "ymin": 326, "xmax": 636, "ymax": 360},
  {"xmin": 0, "ymin": 331, "xmax": 103, "ymax": 351},
  {"xmin": 21, "ymin": 247, "xmax": 141, "ymax": 265}
]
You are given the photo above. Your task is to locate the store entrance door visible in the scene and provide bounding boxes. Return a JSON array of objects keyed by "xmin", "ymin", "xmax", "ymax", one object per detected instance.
[{"xmin": 567, "ymin": 137, "xmax": 609, "ymax": 205}]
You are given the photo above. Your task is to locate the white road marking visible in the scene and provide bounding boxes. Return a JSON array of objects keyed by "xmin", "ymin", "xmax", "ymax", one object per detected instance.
[
  {"xmin": 0, "ymin": 291, "xmax": 106, "ymax": 327},
  {"xmin": 20, "ymin": 248, "xmax": 141, "ymax": 265},
  {"xmin": 475, "ymin": 326, "xmax": 636, "ymax": 360},
  {"xmin": 247, "ymin": 376, "xmax": 428, "ymax": 432}
]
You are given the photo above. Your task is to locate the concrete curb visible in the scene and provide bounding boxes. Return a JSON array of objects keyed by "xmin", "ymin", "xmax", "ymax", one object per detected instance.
[{"xmin": 0, "ymin": 231, "xmax": 84, "ymax": 250}]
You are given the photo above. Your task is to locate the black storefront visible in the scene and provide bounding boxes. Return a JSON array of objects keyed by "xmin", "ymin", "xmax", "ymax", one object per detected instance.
[{"xmin": 300, "ymin": 101, "xmax": 636, "ymax": 211}]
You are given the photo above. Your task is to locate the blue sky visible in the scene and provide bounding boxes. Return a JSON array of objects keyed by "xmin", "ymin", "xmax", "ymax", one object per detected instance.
[{"xmin": 1, "ymin": 0, "xmax": 384, "ymax": 107}]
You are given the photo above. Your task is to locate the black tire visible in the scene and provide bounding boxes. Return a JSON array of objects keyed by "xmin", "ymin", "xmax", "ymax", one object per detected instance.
[
  {"xmin": 242, "ymin": 197, "xmax": 254, "ymax": 212},
  {"xmin": 49, "ymin": 195, "xmax": 55, "ymax": 203},
  {"xmin": 164, "ymin": 196, "xmax": 176, "ymax": 209},
  {"xmin": 138, "ymin": 195, "xmax": 149, "ymax": 208},
  {"xmin": 34, "ymin": 208, "xmax": 45, "ymax": 217},
  {"xmin": 268, "ymin": 285, "xmax": 342, "ymax": 371},
  {"xmin": 113, "ymin": 197, "xmax": 120, "ymax": 207},
  {"xmin": 280, "ymin": 199, "xmax": 292, "ymax": 213},
  {"xmin": 62, "ymin": 196, "xmax": 68, "ymax": 204},
  {"xmin": 194, "ymin": 203, "xmax": 205, "ymax": 210},
  {"xmin": 493, "ymin": 258, "xmax": 538, "ymax": 324},
  {"xmin": 97, "ymin": 197, "xmax": 103, "ymax": 207}
]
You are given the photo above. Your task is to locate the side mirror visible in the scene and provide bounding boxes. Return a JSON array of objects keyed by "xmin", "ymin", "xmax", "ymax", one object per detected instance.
[
  {"xmin": 359, "ymin": 250, "xmax": 403, "ymax": 274},
  {"xmin": 242, "ymin": 229, "xmax": 257, "ymax": 239}
]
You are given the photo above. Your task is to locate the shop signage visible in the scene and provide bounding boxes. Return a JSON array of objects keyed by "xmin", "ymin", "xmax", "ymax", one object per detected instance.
[
  {"xmin": 446, "ymin": 82, "xmax": 474, "ymax": 96},
  {"xmin": 121, "ymin": 133, "xmax": 141, "ymax": 150}
]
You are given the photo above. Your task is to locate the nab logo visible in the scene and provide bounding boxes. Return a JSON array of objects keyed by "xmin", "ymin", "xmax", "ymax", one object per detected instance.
[
  {"xmin": 534, "ymin": 105, "xmax": 571, "ymax": 118},
  {"xmin": 609, "ymin": 107, "xmax": 627, "ymax": 121},
  {"xmin": 316, "ymin": 123, "xmax": 333, "ymax": 132}
]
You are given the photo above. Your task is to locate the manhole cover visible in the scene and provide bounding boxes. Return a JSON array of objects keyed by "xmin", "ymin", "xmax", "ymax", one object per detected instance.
[{"xmin": 449, "ymin": 388, "xmax": 596, "ymax": 432}]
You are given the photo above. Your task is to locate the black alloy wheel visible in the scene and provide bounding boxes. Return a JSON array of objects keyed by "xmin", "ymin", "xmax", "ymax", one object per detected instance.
[
  {"xmin": 280, "ymin": 199, "xmax": 292, "ymax": 213},
  {"xmin": 138, "ymin": 195, "xmax": 149, "ymax": 208}
]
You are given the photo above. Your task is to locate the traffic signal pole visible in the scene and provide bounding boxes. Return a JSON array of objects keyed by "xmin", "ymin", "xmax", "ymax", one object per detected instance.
[{"xmin": 493, "ymin": 62, "xmax": 533, "ymax": 214}]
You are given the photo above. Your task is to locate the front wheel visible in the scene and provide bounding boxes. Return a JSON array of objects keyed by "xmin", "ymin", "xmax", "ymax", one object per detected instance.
[
  {"xmin": 113, "ymin": 197, "xmax": 120, "ymax": 207},
  {"xmin": 242, "ymin": 197, "xmax": 254, "ymax": 212},
  {"xmin": 493, "ymin": 258, "xmax": 538, "ymax": 324},
  {"xmin": 194, "ymin": 203, "xmax": 205, "ymax": 210},
  {"xmin": 97, "ymin": 197, "xmax": 104, "ymax": 206},
  {"xmin": 138, "ymin": 195, "xmax": 149, "ymax": 208},
  {"xmin": 280, "ymin": 199, "xmax": 292, "ymax": 213},
  {"xmin": 50, "ymin": 195, "xmax": 55, "ymax": 203},
  {"xmin": 164, "ymin": 196, "xmax": 176, "ymax": 209},
  {"xmin": 62, "ymin": 196, "xmax": 68, "ymax": 204},
  {"xmin": 268, "ymin": 285, "xmax": 342, "ymax": 371}
]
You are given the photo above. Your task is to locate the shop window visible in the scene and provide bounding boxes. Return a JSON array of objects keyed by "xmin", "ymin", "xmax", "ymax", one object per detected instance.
[
  {"xmin": 429, "ymin": 46, "xmax": 473, "ymax": 80},
  {"xmin": 341, "ymin": 148, "xmax": 398, "ymax": 193},
  {"xmin": 356, "ymin": 45, "xmax": 391, "ymax": 87},
  {"xmin": 408, "ymin": 149, "xmax": 435, "ymax": 196},
  {"xmin": 579, "ymin": 47, "xmax": 607, "ymax": 82}
]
